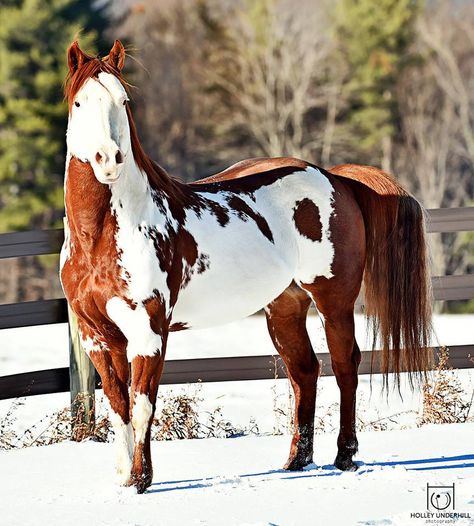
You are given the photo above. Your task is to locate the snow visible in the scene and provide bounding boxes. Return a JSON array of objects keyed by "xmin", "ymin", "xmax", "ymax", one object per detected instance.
[
  {"xmin": 0, "ymin": 424, "xmax": 473, "ymax": 525},
  {"xmin": 0, "ymin": 314, "xmax": 473, "ymax": 524}
]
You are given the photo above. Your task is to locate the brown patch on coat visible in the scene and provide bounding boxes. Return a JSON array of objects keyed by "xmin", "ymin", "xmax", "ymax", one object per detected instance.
[
  {"xmin": 203, "ymin": 199, "xmax": 230, "ymax": 226},
  {"xmin": 293, "ymin": 198, "xmax": 322, "ymax": 242},
  {"xmin": 89, "ymin": 348, "xmax": 130, "ymax": 423},
  {"xmin": 61, "ymin": 156, "xmax": 135, "ymax": 437},
  {"xmin": 196, "ymin": 253, "xmax": 210, "ymax": 274},
  {"xmin": 169, "ymin": 322, "xmax": 189, "ymax": 332},
  {"xmin": 143, "ymin": 289, "xmax": 167, "ymax": 335},
  {"xmin": 142, "ymin": 223, "xmax": 210, "ymax": 303}
]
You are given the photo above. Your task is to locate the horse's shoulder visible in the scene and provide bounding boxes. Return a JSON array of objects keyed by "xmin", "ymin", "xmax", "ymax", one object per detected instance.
[{"xmin": 192, "ymin": 157, "xmax": 310, "ymax": 185}]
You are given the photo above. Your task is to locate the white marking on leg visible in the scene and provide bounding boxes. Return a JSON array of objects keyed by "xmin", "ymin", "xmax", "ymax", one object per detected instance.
[
  {"xmin": 79, "ymin": 335, "xmax": 96, "ymax": 355},
  {"xmin": 106, "ymin": 297, "xmax": 162, "ymax": 360},
  {"xmin": 131, "ymin": 393, "xmax": 154, "ymax": 445},
  {"xmin": 109, "ymin": 409, "xmax": 134, "ymax": 486}
]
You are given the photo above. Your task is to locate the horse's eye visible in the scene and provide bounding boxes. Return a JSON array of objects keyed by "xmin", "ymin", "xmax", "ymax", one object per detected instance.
[
  {"xmin": 123, "ymin": 100, "xmax": 127, "ymax": 106},
  {"xmin": 74, "ymin": 101, "xmax": 80, "ymax": 107}
]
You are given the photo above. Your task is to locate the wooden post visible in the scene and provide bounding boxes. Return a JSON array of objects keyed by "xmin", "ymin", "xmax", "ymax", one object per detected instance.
[{"xmin": 68, "ymin": 306, "xmax": 96, "ymax": 441}]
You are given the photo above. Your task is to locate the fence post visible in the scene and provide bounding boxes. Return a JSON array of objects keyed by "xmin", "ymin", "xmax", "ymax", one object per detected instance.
[{"xmin": 68, "ymin": 306, "xmax": 96, "ymax": 440}]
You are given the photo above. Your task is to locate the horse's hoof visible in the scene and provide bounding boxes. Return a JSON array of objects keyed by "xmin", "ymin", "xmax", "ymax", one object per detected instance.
[
  {"xmin": 116, "ymin": 469, "xmax": 132, "ymax": 487},
  {"xmin": 284, "ymin": 454, "xmax": 313, "ymax": 471},
  {"xmin": 334, "ymin": 454, "xmax": 358, "ymax": 472},
  {"xmin": 126, "ymin": 472, "xmax": 153, "ymax": 494}
]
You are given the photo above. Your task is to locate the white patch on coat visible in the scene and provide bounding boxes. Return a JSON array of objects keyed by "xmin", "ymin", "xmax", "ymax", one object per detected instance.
[
  {"xmin": 131, "ymin": 393, "xmax": 153, "ymax": 445},
  {"xmin": 170, "ymin": 194, "xmax": 294, "ymax": 328},
  {"xmin": 109, "ymin": 409, "xmax": 133, "ymax": 486},
  {"xmin": 59, "ymin": 154, "xmax": 72, "ymax": 277},
  {"xmin": 106, "ymin": 297, "xmax": 162, "ymax": 359},
  {"xmin": 59, "ymin": 215, "xmax": 71, "ymax": 274},
  {"xmin": 108, "ymin": 159, "xmax": 173, "ymax": 313},
  {"xmin": 79, "ymin": 335, "xmax": 96, "ymax": 355},
  {"xmin": 171, "ymin": 167, "xmax": 335, "ymax": 328}
]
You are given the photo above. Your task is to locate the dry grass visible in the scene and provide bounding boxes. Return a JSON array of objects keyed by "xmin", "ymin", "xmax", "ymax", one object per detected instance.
[
  {"xmin": 0, "ymin": 394, "xmax": 113, "ymax": 450},
  {"xmin": 418, "ymin": 347, "xmax": 474, "ymax": 426},
  {"xmin": 0, "ymin": 386, "xmax": 256, "ymax": 451}
]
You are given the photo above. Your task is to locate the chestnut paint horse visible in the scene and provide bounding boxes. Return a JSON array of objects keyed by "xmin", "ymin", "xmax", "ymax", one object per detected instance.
[{"xmin": 61, "ymin": 41, "xmax": 432, "ymax": 493}]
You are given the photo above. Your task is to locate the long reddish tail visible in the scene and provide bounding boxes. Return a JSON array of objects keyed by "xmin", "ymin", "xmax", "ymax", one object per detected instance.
[{"xmin": 330, "ymin": 164, "xmax": 433, "ymax": 386}]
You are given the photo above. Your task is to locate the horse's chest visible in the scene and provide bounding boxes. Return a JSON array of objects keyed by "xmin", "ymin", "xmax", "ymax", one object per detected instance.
[
  {"xmin": 114, "ymin": 227, "xmax": 171, "ymax": 306},
  {"xmin": 61, "ymin": 251, "xmax": 117, "ymax": 320}
]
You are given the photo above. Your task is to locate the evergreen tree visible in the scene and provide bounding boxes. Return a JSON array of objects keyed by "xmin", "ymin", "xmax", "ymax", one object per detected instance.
[
  {"xmin": 0, "ymin": 0, "xmax": 107, "ymax": 231},
  {"xmin": 334, "ymin": 0, "xmax": 420, "ymax": 171}
]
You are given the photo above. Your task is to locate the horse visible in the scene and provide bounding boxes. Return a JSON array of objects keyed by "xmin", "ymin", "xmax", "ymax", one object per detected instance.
[{"xmin": 60, "ymin": 40, "xmax": 432, "ymax": 493}]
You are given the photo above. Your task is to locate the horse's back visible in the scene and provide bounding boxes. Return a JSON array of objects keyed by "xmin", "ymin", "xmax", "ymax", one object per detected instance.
[{"xmin": 192, "ymin": 157, "xmax": 310, "ymax": 185}]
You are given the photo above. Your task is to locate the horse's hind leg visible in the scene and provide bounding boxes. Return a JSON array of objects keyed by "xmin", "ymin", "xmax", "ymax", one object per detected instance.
[
  {"xmin": 300, "ymin": 175, "xmax": 365, "ymax": 471},
  {"xmin": 303, "ymin": 280, "xmax": 362, "ymax": 472},
  {"xmin": 265, "ymin": 282, "xmax": 320, "ymax": 470}
]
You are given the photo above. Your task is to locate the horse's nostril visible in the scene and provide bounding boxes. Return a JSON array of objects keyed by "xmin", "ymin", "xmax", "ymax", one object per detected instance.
[
  {"xmin": 95, "ymin": 152, "xmax": 103, "ymax": 164},
  {"xmin": 115, "ymin": 150, "xmax": 124, "ymax": 164}
]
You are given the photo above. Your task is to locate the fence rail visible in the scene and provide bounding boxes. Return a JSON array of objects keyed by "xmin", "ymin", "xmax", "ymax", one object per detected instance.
[
  {"xmin": 0, "ymin": 206, "xmax": 473, "ymax": 413},
  {"xmin": 0, "ymin": 345, "xmax": 472, "ymax": 402}
]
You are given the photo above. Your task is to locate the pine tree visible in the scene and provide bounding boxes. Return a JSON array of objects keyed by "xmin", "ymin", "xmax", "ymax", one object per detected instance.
[
  {"xmin": 334, "ymin": 0, "xmax": 420, "ymax": 171},
  {"xmin": 0, "ymin": 0, "xmax": 107, "ymax": 232}
]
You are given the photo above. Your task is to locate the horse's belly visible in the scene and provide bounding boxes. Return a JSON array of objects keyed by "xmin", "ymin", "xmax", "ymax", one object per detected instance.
[
  {"xmin": 171, "ymin": 271, "xmax": 292, "ymax": 329},
  {"xmin": 171, "ymin": 240, "xmax": 295, "ymax": 329}
]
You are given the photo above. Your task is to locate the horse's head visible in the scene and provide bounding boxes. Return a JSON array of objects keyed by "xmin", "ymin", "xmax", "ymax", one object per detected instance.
[{"xmin": 65, "ymin": 41, "xmax": 130, "ymax": 184}]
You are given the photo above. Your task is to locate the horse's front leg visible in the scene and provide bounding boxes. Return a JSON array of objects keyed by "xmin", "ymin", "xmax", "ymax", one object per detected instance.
[
  {"xmin": 128, "ymin": 338, "xmax": 167, "ymax": 493},
  {"xmin": 79, "ymin": 325, "xmax": 132, "ymax": 485}
]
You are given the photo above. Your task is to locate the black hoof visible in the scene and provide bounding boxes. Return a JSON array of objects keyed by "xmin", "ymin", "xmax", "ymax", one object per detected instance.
[
  {"xmin": 284, "ymin": 454, "xmax": 313, "ymax": 471},
  {"xmin": 127, "ymin": 472, "xmax": 153, "ymax": 494},
  {"xmin": 334, "ymin": 453, "xmax": 358, "ymax": 472}
]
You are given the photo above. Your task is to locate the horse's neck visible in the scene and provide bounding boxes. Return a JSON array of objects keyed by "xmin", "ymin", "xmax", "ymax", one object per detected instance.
[
  {"xmin": 109, "ymin": 157, "xmax": 150, "ymax": 223},
  {"xmin": 65, "ymin": 154, "xmax": 181, "ymax": 248},
  {"xmin": 110, "ymin": 156, "xmax": 191, "ymax": 228}
]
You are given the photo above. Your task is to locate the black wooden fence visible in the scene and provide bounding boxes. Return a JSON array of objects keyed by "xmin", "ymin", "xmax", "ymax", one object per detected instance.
[{"xmin": 0, "ymin": 207, "xmax": 473, "ymax": 409}]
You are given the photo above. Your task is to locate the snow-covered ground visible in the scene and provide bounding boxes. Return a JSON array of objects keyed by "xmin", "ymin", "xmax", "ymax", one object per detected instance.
[
  {"xmin": 0, "ymin": 314, "xmax": 473, "ymax": 525},
  {"xmin": 1, "ymin": 424, "xmax": 473, "ymax": 526}
]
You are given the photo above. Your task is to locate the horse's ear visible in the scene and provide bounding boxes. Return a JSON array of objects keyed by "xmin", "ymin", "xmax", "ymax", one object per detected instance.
[
  {"xmin": 105, "ymin": 40, "xmax": 126, "ymax": 72},
  {"xmin": 67, "ymin": 41, "xmax": 86, "ymax": 73}
]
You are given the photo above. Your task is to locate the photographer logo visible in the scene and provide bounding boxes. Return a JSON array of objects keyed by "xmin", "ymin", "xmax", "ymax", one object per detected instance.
[{"xmin": 427, "ymin": 483, "xmax": 454, "ymax": 511}]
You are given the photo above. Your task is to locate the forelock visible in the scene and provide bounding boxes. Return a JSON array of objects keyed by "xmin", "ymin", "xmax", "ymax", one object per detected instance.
[{"xmin": 64, "ymin": 57, "xmax": 127, "ymax": 110}]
